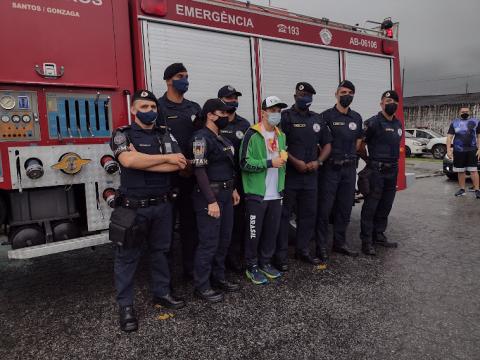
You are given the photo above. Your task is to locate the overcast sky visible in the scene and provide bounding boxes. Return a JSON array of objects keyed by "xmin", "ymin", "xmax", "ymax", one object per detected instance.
[{"xmin": 242, "ymin": 0, "xmax": 480, "ymax": 97}]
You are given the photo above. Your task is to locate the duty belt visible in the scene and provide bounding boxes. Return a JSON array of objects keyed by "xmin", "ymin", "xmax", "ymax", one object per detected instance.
[
  {"xmin": 368, "ymin": 160, "xmax": 398, "ymax": 171},
  {"xmin": 116, "ymin": 194, "xmax": 170, "ymax": 208},
  {"xmin": 210, "ymin": 179, "xmax": 235, "ymax": 191},
  {"xmin": 328, "ymin": 158, "xmax": 357, "ymax": 166}
]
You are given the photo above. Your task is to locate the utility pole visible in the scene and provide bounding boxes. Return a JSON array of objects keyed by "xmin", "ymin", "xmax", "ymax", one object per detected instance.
[{"xmin": 465, "ymin": 79, "xmax": 469, "ymax": 94}]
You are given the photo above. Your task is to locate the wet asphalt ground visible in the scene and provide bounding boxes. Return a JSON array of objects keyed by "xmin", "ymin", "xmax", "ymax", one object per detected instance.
[{"xmin": 1, "ymin": 160, "xmax": 479, "ymax": 360}]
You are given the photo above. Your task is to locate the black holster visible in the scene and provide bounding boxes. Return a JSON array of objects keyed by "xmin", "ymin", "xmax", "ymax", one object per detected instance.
[
  {"xmin": 357, "ymin": 167, "xmax": 373, "ymax": 197},
  {"xmin": 109, "ymin": 207, "xmax": 148, "ymax": 248}
]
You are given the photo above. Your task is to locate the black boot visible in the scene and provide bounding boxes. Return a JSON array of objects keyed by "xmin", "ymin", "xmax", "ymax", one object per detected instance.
[
  {"xmin": 194, "ymin": 288, "xmax": 224, "ymax": 303},
  {"xmin": 362, "ymin": 242, "xmax": 376, "ymax": 256},
  {"xmin": 317, "ymin": 247, "xmax": 329, "ymax": 263},
  {"xmin": 153, "ymin": 294, "xmax": 186, "ymax": 310},
  {"xmin": 295, "ymin": 252, "xmax": 321, "ymax": 265},
  {"xmin": 374, "ymin": 233, "xmax": 398, "ymax": 248},
  {"xmin": 211, "ymin": 278, "xmax": 241, "ymax": 292},
  {"xmin": 119, "ymin": 306, "xmax": 138, "ymax": 332}
]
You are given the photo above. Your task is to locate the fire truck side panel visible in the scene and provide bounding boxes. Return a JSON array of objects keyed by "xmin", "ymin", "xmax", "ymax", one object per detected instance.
[
  {"xmin": 142, "ymin": 22, "xmax": 256, "ymax": 122},
  {"xmin": 0, "ymin": 1, "xmax": 118, "ymax": 88},
  {"xmin": 260, "ymin": 40, "xmax": 341, "ymax": 112}
]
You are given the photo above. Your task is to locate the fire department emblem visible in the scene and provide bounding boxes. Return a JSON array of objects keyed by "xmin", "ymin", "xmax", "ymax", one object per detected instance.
[
  {"xmin": 236, "ymin": 130, "xmax": 244, "ymax": 139},
  {"xmin": 191, "ymin": 114, "xmax": 196, "ymax": 122},
  {"xmin": 298, "ymin": 84, "xmax": 305, "ymax": 91},
  {"xmin": 228, "ymin": 85, "xmax": 234, "ymax": 91},
  {"xmin": 140, "ymin": 91, "xmax": 149, "ymax": 97},
  {"xmin": 349, "ymin": 122, "xmax": 357, "ymax": 131},
  {"xmin": 319, "ymin": 28, "xmax": 333, "ymax": 45},
  {"xmin": 52, "ymin": 152, "xmax": 91, "ymax": 175},
  {"xmin": 313, "ymin": 123, "xmax": 321, "ymax": 133},
  {"xmin": 398, "ymin": 128, "xmax": 403, "ymax": 136}
]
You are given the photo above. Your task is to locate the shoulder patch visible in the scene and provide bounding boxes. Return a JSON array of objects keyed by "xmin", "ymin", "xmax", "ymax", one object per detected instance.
[{"xmin": 114, "ymin": 131, "xmax": 127, "ymax": 145}]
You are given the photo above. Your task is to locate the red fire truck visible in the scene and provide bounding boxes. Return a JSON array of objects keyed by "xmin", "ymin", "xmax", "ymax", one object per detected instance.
[{"xmin": 0, "ymin": 0, "xmax": 405, "ymax": 260}]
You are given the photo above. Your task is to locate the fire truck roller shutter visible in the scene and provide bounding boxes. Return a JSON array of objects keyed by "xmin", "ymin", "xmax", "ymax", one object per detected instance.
[
  {"xmin": 344, "ymin": 53, "xmax": 393, "ymax": 120},
  {"xmin": 143, "ymin": 22, "xmax": 255, "ymax": 123},
  {"xmin": 260, "ymin": 40, "xmax": 340, "ymax": 113}
]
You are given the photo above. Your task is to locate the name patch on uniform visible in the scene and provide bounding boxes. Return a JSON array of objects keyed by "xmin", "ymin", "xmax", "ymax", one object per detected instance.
[
  {"xmin": 397, "ymin": 129, "xmax": 403, "ymax": 136},
  {"xmin": 333, "ymin": 122, "xmax": 345, "ymax": 126},
  {"xmin": 293, "ymin": 123, "xmax": 306, "ymax": 128},
  {"xmin": 313, "ymin": 123, "xmax": 321, "ymax": 133},
  {"xmin": 349, "ymin": 122, "xmax": 357, "ymax": 131},
  {"xmin": 236, "ymin": 130, "xmax": 244, "ymax": 139},
  {"xmin": 385, "ymin": 128, "xmax": 394, "ymax": 132},
  {"xmin": 167, "ymin": 116, "xmax": 178, "ymax": 119}
]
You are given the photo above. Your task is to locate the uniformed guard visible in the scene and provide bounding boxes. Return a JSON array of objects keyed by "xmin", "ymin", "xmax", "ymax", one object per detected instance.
[
  {"xmin": 109, "ymin": 90, "xmax": 187, "ymax": 332},
  {"xmin": 358, "ymin": 90, "xmax": 402, "ymax": 255},
  {"xmin": 157, "ymin": 63, "xmax": 202, "ymax": 280},
  {"xmin": 190, "ymin": 98, "xmax": 241, "ymax": 303},
  {"xmin": 217, "ymin": 85, "xmax": 251, "ymax": 272},
  {"xmin": 315, "ymin": 80, "xmax": 363, "ymax": 263},
  {"xmin": 276, "ymin": 82, "xmax": 332, "ymax": 270},
  {"xmin": 240, "ymin": 96, "xmax": 288, "ymax": 285}
]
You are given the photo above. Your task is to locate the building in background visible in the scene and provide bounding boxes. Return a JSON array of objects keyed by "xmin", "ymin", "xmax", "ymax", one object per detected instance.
[{"xmin": 403, "ymin": 92, "xmax": 480, "ymax": 134}]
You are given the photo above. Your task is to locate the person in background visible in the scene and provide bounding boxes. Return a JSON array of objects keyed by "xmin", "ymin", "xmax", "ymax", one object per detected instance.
[{"xmin": 446, "ymin": 107, "xmax": 480, "ymax": 198}]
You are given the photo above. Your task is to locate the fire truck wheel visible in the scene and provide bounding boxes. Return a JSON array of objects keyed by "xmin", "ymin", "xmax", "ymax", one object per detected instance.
[
  {"xmin": 52, "ymin": 220, "xmax": 81, "ymax": 242},
  {"xmin": 9, "ymin": 225, "xmax": 46, "ymax": 249}
]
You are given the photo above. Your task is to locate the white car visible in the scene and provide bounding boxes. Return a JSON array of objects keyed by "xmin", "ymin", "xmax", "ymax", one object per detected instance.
[
  {"xmin": 405, "ymin": 128, "xmax": 447, "ymax": 159},
  {"xmin": 405, "ymin": 132, "xmax": 429, "ymax": 157}
]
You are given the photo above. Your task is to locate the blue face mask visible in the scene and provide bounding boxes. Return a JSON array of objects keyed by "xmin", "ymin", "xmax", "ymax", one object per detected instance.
[
  {"xmin": 136, "ymin": 110, "xmax": 157, "ymax": 125},
  {"xmin": 172, "ymin": 78, "xmax": 189, "ymax": 94},
  {"xmin": 296, "ymin": 95, "xmax": 313, "ymax": 110},
  {"xmin": 267, "ymin": 112, "xmax": 281, "ymax": 126}
]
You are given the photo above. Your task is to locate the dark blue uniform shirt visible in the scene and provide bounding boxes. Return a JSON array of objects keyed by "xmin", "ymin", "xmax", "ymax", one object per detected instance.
[
  {"xmin": 447, "ymin": 117, "xmax": 480, "ymax": 152},
  {"xmin": 219, "ymin": 114, "xmax": 250, "ymax": 172},
  {"xmin": 364, "ymin": 112, "xmax": 403, "ymax": 163},
  {"xmin": 191, "ymin": 127, "xmax": 236, "ymax": 182},
  {"xmin": 281, "ymin": 106, "xmax": 333, "ymax": 189},
  {"xmin": 110, "ymin": 123, "xmax": 175, "ymax": 198},
  {"xmin": 157, "ymin": 93, "xmax": 201, "ymax": 155},
  {"xmin": 321, "ymin": 105, "xmax": 363, "ymax": 160}
]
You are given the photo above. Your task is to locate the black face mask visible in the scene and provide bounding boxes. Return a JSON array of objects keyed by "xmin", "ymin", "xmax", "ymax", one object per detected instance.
[
  {"xmin": 339, "ymin": 94, "xmax": 354, "ymax": 108},
  {"xmin": 385, "ymin": 103, "xmax": 398, "ymax": 116},
  {"xmin": 214, "ymin": 116, "xmax": 229, "ymax": 130},
  {"xmin": 461, "ymin": 113, "xmax": 469, "ymax": 120}
]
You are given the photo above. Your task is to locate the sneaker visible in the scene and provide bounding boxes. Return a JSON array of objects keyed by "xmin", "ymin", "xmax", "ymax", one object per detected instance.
[
  {"xmin": 245, "ymin": 265, "xmax": 268, "ymax": 285},
  {"xmin": 454, "ymin": 189, "xmax": 466, "ymax": 197},
  {"xmin": 259, "ymin": 263, "xmax": 282, "ymax": 280},
  {"xmin": 476, "ymin": 190, "xmax": 480, "ymax": 199}
]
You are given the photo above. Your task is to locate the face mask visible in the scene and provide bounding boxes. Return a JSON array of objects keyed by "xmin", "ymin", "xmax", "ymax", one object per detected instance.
[
  {"xmin": 172, "ymin": 78, "xmax": 189, "ymax": 94},
  {"xmin": 267, "ymin": 112, "xmax": 281, "ymax": 126},
  {"xmin": 295, "ymin": 95, "xmax": 313, "ymax": 110},
  {"xmin": 339, "ymin": 94, "xmax": 354, "ymax": 108},
  {"xmin": 214, "ymin": 115, "xmax": 229, "ymax": 130},
  {"xmin": 461, "ymin": 113, "xmax": 469, "ymax": 120},
  {"xmin": 225, "ymin": 101, "xmax": 239, "ymax": 110},
  {"xmin": 384, "ymin": 103, "xmax": 398, "ymax": 116},
  {"xmin": 136, "ymin": 110, "xmax": 157, "ymax": 125}
]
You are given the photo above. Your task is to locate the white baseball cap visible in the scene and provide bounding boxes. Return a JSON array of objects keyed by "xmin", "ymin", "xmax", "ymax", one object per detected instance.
[{"xmin": 262, "ymin": 96, "xmax": 288, "ymax": 110}]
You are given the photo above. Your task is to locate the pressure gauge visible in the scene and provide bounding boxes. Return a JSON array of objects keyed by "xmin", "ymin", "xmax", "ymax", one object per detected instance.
[
  {"xmin": 11, "ymin": 115, "xmax": 20, "ymax": 123},
  {"xmin": 22, "ymin": 114, "xmax": 31, "ymax": 123},
  {"xmin": 0, "ymin": 95, "xmax": 16, "ymax": 110},
  {"xmin": 1, "ymin": 115, "xmax": 9, "ymax": 123}
]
